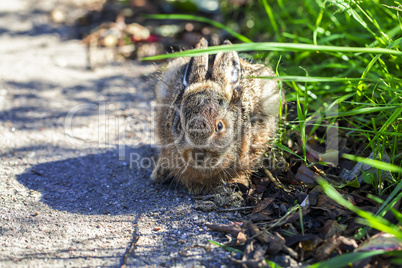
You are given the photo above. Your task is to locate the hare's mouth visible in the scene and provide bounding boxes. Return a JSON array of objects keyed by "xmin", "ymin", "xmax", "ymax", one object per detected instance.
[
  {"xmin": 188, "ymin": 158, "xmax": 222, "ymax": 171},
  {"xmin": 183, "ymin": 149, "xmax": 223, "ymax": 172}
]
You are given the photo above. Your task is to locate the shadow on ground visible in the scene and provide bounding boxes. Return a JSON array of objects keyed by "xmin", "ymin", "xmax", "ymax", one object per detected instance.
[
  {"xmin": 1, "ymin": 72, "xmax": 157, "ymax": 130},
  {"xmin": 16, "ymin": 145, "xmax": 162, "ymax": 215}
]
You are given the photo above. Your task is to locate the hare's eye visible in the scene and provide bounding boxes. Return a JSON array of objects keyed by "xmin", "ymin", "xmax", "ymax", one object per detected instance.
[{"xmin": 215, "ymin": 121, "xmax": 224, "ymax": 133}]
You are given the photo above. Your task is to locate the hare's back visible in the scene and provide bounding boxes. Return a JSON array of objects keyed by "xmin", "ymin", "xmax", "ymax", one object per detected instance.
[
  {"xmin": 155, "ymin": 57, "xmax": 188, "ymax": 104},
  {"xmin": 240, "ymin": 60, "xmax": 282, "ymax": 117}
]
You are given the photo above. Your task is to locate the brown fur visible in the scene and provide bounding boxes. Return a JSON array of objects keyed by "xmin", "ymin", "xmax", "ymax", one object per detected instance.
[{"xmin": 151, "ymin": 38, "xmax": 284, "ymax": 194}]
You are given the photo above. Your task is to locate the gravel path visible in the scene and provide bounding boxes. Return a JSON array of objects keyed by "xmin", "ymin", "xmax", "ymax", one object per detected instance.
[{"xmin": 0, "ymin": 1, "xmax": 236, "ymax": 267}]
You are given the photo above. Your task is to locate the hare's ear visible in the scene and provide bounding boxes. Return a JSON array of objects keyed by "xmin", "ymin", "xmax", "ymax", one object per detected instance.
[
  {"xmin": 211, "ymin": 40, "xmax": 241, "ymax": 100},
  {"xmin": 183, "ymin": 38, "xmax": 209, "ymax": 87}
]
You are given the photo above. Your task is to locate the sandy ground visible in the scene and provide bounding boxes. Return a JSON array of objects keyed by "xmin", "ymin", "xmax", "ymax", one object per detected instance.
[{"xmin": 0, "ymin": 1, "xmax": 236, "ymax": 267}]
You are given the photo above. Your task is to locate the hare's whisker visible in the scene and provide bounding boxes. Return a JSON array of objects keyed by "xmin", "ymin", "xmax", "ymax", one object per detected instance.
[
  {"xmin": 162, "ymin": 161, "xmax": 184, "ymax": 184},
  {"xmin": 220, "ymin": 166, "xmax": 231, "ymax": 181},
  {"xmin": 167, "ymin": 164, "xmax": 184, "ymax": 187},
  {"xmin": 168, "ymin": 161, "xmax": 188, "ymax": 191}
]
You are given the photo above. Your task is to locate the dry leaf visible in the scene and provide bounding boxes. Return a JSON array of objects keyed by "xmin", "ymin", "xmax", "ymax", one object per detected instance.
[{"xmin": 252, "ymin": 197, "xmax": 274, "ymax": 214}]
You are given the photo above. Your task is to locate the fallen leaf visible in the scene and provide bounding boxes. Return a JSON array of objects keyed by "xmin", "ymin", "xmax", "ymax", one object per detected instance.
[
  {"xmin": 356, "ymin": 233, "xmax": 402, "ymax": 252},
  {"xmin": 236, "ymin": 232, "xmax": 247, "ymax": 245},
  {"xmin": 285, "ymin": 234, "xmax": 322, "ymax": 249},
  {"xmin": 207, "ymin": 223, "xmax": 247, "ymax": 245},
  {"xmin": 338, "ymin": 236, "xmax": 358, "ymax": 251},
  {"xmin": 295, "ymin": 164, "xmax": 319, "ymax": 184},
  {"xmin": 252, "ymin": 197, "xmax": 274, "ymax": 214},
  {"xmin": 247, "ymin": 222, "xmax": 270, "ymax": 244},
  {"xmin": 267, "ymin": 232, "xmax": 286, "ymax": 255},
  {"xmin": 315, "ymin": 235, "xmax": 342, "ymax": 261},
  {"xmin": 321, "ymin": 220, "xmax": 347, "ymax": 239}
]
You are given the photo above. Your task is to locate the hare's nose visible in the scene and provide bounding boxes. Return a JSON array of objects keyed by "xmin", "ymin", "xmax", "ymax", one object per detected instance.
[
  {"xmin": 188, "ymin": 116, "xmax": 209, "ymax": 130},
  {"xmin": 187, "ymin": 117, "xmax": 213, "ymax": 144}
]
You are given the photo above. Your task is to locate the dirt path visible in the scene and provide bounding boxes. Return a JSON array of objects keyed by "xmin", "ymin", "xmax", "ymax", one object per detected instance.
[{"xmin": 0, "ymin": 1, "xmax": 235, "ymax": 267}]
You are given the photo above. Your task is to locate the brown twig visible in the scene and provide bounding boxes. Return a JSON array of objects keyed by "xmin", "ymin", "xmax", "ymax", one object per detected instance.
[{"xmin": 216, "ymin": 206, "xmax": 255, "ymax": 212}]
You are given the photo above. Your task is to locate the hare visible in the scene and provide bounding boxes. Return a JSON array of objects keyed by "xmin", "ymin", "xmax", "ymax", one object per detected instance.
[{"xmin": 151, "ymin": 38, "xmax": 284, "ymax": 194}]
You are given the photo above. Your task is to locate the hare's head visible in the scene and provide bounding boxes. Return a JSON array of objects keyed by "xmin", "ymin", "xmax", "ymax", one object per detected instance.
[{"xmin": 171, "ymin": 39, "xmax": 242, "ymax": 173}]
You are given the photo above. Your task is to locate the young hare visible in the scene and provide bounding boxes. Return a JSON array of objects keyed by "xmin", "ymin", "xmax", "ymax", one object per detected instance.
[{"xmin": 151, "ymin": 38, "xmax": 284, "ymax": 194}]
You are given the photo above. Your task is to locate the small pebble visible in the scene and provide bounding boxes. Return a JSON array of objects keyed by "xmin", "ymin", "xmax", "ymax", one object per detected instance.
[{"xmin": 280, "ymin": 204, "xmax": 287, "ymax": 214}]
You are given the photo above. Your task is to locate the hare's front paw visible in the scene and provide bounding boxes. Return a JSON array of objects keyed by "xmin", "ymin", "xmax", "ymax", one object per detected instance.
[
  {"xmin": 149, "ymin": 170, "xmax": 159, "ymax": 182},
  {"xmin": 187, "ymin": 184, "xmax": 205, "ymax": 195},
  {"xmin": 230, "ymin": 174, "xmax": 250, "ymax": 188}
]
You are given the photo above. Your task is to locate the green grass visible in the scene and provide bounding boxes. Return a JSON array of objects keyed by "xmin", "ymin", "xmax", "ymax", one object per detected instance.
[
  {"xmin": 144, "ymin": 0, "xmax": 402, "ymax": 265},
  {"xmin": 307, "ymin": 249, "xmax": 388, "ymax": 268},
  {"xmin": 318, "ymin": 177, "xmax": 402, "ymax": 240},
  {"xmin": 143, "ymin": 42, "xmax": 402, "ymax": 60}
]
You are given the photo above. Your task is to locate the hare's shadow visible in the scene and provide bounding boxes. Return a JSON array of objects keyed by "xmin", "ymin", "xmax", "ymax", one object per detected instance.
[{"xmin": 16, "ymin": 145, "xmax": 169, "ymax": 215}]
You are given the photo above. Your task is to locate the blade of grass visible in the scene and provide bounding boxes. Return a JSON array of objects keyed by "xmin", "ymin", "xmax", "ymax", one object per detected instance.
[
  {"xmin": 276, "ymin": 143, "xmax": 305, "ymax": 160},
  {"xmin": 266, "ymin": 260, "xmax": 284, "ymax": 268},
  {"xmin": 326, "ymin": 106, "xmax": 398, "ymax": 118},
  {"xmin": 364, "ymin": 107, "xmax": 402, "ymax": 151},
  {"xmin": 143, "ymin": 14, "xmax": 253, "ymax": 43},
  {"xmin": 142, "ymin": 42, "xmax": 402, "ymax": 60},
  {"xmin": 275, "ymin": 56, "xmax": 284, "ymax": 117},
  {"xmin": 251, "ymin": 75, "xmax": 402, "ymax": 83},
  {"xmin": 391, "ymin": 207, "xmax": 402, "ymax": 223},
  {"xmin": 313, "ymin": 0, "xmax": 326, "ymax": 46},
  {"xmin": 303, "ymin": 124, "xmax": 402, "ymax": 136},
  {"xmin": 327, "ymin": 92, "xmax": 356, "ymax": 110},
  {"xmin": 259, "ymin": 0, "xmax": 283, "ymax": 42},
  {"xmin": 208, "ymin": 240, "xmax": 243, "ymax": 255},
  {"xmin": 371, "ymin": 179, "xmax": 402, "ymax": 221},
  {"xmin": 342, "ymin": 153, "xmax": 402, "ymax": 173},
  {"xmin": 331, "ymin": 1, "xmax": 386, "ymax": 45},
  {"xmin": 378, "ymin": 191, "xmax": 402, "ymax": 219},
  {"xmin": 357, "ymin": 37, "xmax": 402, "ymax": 99},
  {"xmin": 296, "ymin": 92, "xmax": 307, "ymax": 162},
  {"xmin": 355, "ymin": 2, "xmax": 390, "ymax": 44},
  {"xmin": 210, "ymin": 240, "xmax": 283, "ymax": 267},
  {"xmin": 299, "ymin": 205, "xmax": 305, "ymax": 235},
  {"xmin": 307, "ymin": 250, "xmax": 387, "ymax": 268}
]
